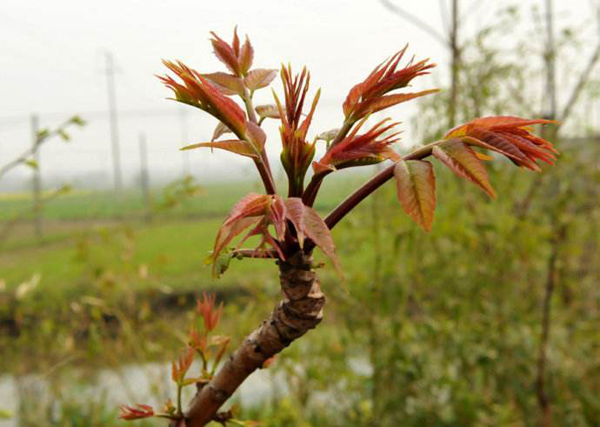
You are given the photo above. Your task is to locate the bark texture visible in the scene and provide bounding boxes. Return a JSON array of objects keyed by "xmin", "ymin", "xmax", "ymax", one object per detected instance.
[{"xmin": 180, "ymin": 251, "xmax": 325, "ymax": 427}]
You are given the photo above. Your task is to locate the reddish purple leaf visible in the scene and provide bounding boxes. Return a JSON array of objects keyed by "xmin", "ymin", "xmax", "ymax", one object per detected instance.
[
  {"xmin": 432, "ymin": 139, "xmax": 496, "ymax": 198},
  {"xmin": 245, "ymin": 69, "xmax": 278, "ymax": 91},
  {"xmin": 202, "ymin": 72, "xmax": 245, "ymax": 96},
  {"xmin": 394, "ymin": 160, "xmax": 436, "ymax": 232},
  {"xmin": 181, "ymin": 140, "xmax": 258, "ymax": 158}
]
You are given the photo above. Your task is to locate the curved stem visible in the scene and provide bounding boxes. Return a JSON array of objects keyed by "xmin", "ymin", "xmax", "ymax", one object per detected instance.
[
  {"xmin": 327, "ymin": 144, "xmax": 434, "ymax": 228},
  {"xmin": 304, "ymin": 143, "xmax": 436, "ymax": 252},
  {"xmin": 242, "ymin": 90, "xmax": 258, "ymax": 124},
  {"xmin": 254, "ymin": 158, "xmax": 277, "ymax": 195},
  {"xmin": 232, "ymin": 248, "xmax": 278, "ymax": 259},
  {"xmin": 325, "ymin": 165, "xmax": 395, "ymax": 230},
  {"xmin": 302, "ymin": 171, "xmax": 332, "ymax": 206}
]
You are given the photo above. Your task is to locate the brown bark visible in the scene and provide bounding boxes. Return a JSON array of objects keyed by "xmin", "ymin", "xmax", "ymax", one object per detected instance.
[{"xmin": 178, "ymin": 251, "xmax": 325, "ymax": 427}]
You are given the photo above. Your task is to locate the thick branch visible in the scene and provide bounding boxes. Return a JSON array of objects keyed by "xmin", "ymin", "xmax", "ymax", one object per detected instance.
[
  {"xmin": 180, "ymin": 252, "xmax": 325, "ymax": 427},
  {"xmin": 323, "ymin": 143, "xmax": 435, "ymax": 232}
]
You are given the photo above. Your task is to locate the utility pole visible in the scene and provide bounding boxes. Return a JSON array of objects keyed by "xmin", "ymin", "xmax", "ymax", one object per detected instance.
[
  {"xmin": 448, "ymin": 0, "xmax": 460, "ymax": 129},
  {"xmin": 31, "ymin": 114, "xmax": 42, "ymax": 243},
  {"xmin": 179, "ymin": 107, "xmax": 191, "ymax": 176},
  {"xmin": 139, "ymin": 132, "xmax": 152, "ymax": 222},
  {"xmin": 105, "ymin": 51, "xmax": 123, "ymax": 196},
  {"xmin": 544, "ymin": 0, "xmax": 557, "ymax": 121}
]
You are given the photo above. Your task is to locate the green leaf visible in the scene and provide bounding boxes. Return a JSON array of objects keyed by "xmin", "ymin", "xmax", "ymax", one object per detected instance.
[
  {"xmin": 36, "ymin": 129, "xmax": 50, "ymax": 141},
  {"xmin": 394, "ymin": 159, "xmax": 436, "ymax": 232},
  {"xmin": 69, "ymin": 115, "xmax": 86, "ymax": 126},
  {"xmin": 58, "ymin": 129, "xmax": 70, "ymax": 141},
  {"xmin": 25, "ymin": 159, "xmax": 39, "ymax": 170}
]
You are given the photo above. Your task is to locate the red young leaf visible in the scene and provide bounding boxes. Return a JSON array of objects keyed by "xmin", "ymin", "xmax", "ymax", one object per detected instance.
[
  {"xmin": 239, "ymin": 35, "xmax": 254, "ymax": 75},
  {"xmin": 171, "ymin": 347, "xmax": 195, "ymax": 383},
  {"xmin": 268, "ymin": 196, "xmax": 287, "ymax": 241},
  {"xmin": 213, "ymin": 216, "xmax": 261, "ymax": 271},
  {"xmin": 394, "ymin": 160, "xmax": 436, "ymax": 232},
  {"xmin": 284, "ymin": 198, "xmax": 307, "ymax": 247},
  {"xmin": 275, "ymin": 65, "xmax": 320, "ymax": 193},
  {"xmin": 283, "ymin": 198, "xmax": 340, "ymax": 272},
  {"xmin": 213, "ymin": 193, "xmax": 273, "ymax": 265},
  {"xmin": 181, "ymin": 140, "xmax": 258, "ymax": 159},
  {"xmin": 462, "ymin": 135, "xmax": 527, "ymax": 164},
  {"xmin": 212, "ymin": 194, "xmax": 292, "ymax": 274},
  {"xmin": 245, "ymin": 69, "xmax": 278, "ymax": 91},
  {"xmin": 255, "ymin": 104, "xmax": 281, "ymax": 120},
  {"xmin": 210, "ymin": 30, "xmax": 241, "ymax": 75},
  {"xmin": 445, "ymin": 116, "xmax": 555, "ymax": 137},
  {"xmin": 432, "ymin": 139, "xmax": 496, "ymax": 198},
  {"xmin": 160, "ymin": 61, "xmax": 248, "ymax": 137},
  {"xmin": 353, "ymin": 90, "xmax": 439, "ymax": 117},
  {"xmin": 197, "ymin": 292, "xmax": 223, "ymax": 332},
  {"xmin": 303, "ymin": 206, "xmax": 342, "ymax": 273},
  {"xmin": 202, "ymin": 72, "xmax": 245, "ymax": 96},
  {"xmin": 211, "ymin": 122, "xmax": 232, "ymax": 141},
  {"xmin": 209, "ymin": 28, "xmax": 256, "ymax": 77},
  {"xmin": 314, "ymin": 117, "xmax": 401, "ymax": 173},
  {"xmin": 245, "ymin": 122, "xmax": 267, "ymax": 151},
  {"xmin": 196, "ymin": 75, "xmax": 247, "ymax": 136},
  {"xmin": 445, "ymin": 116, "xmax": 558, "ymax": 170},
  {"xmin": 223, "ymin": 193, "xmax": 272, "ymax": 226},
  {"xmin": 343, "ymin": 47, "xmax": 436, "ymax": 120},
  {"xmin": 119, "ymin": 404, "xmax": 154, "ymax": 420}
]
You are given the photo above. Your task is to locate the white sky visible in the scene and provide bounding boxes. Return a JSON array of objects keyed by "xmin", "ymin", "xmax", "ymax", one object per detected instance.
[{"xmin": 0, "ymin": 0, "xmax": 595, "ymax": 190}]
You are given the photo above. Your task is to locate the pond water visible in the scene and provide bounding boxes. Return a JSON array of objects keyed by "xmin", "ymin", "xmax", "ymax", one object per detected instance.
[{"xmin": 0, "ymin": 361, "xmax": 283, "ymax": 426}]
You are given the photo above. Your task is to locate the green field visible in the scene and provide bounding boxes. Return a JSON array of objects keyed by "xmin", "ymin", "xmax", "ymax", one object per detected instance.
[
  {"xmin": 0, "ymin": 173, "xmax": 367, "ymax": 298},
  {"xmin": 2, "ymin": 164, "xmax": 600, "ymax": 426}
]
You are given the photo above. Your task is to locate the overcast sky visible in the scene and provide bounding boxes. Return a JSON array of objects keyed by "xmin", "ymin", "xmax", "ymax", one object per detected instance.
[{"xmin": 0, "ymin": 0, "xmax": 595, "ymax": 190}]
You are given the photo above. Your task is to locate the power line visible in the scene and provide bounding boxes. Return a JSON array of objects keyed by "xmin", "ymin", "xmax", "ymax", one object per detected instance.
[
  {"xmin": 0, "ymin": 108, "xmax": 179, "ymax": 129},
  {"xmin": 0, "ymin": 99, "xmax": 347, "ymax": 128}
]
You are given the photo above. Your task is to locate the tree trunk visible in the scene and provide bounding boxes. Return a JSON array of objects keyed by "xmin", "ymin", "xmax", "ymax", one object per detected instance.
[{"xmin": 178, "ymin": 251, "xmax": 325, "ymax": 427}]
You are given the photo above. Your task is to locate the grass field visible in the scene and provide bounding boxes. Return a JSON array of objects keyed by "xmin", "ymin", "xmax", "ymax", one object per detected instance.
[{"xmin": 0, "ymin": 173, "xmax": 368, "ymax": 297}]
